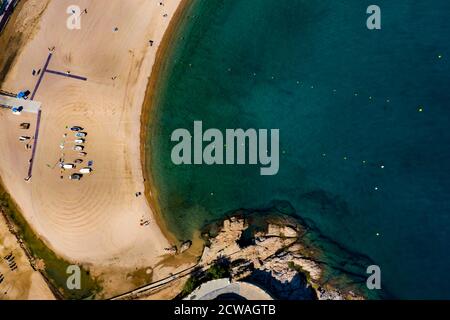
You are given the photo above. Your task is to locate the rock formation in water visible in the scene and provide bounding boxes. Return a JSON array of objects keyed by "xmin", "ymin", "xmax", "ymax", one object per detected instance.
[{"xmin": 197, "ymin": 209, "xmax": 371, "ymax": 300}]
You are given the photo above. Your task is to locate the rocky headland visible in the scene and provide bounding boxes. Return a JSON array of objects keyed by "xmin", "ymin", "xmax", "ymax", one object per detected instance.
[{"xmin": 187, "ymin": 201, "xmax": 381, "ymax": 300}]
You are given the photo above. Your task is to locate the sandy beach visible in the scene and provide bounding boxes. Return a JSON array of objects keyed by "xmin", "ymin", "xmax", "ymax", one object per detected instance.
[
  {"xmin": 0, "ymin": 211, "xmax": 55, "ymax": 299},
  {"xmin": 0, "ymin": 0, "xmax": 190, "ymax": 297}
]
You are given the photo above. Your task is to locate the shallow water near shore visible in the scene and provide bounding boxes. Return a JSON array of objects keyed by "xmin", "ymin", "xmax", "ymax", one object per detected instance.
[{"xmin": 148, "ymin": 0, "xmax": 450, "ymax": 298}]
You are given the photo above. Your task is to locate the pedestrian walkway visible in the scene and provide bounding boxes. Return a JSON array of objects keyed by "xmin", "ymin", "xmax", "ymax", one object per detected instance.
[
  {"xmin": 0, "ymin": 95, "xmax": 41, "ymax": 114},
  {"xmin": 184, "ymin": 279, "xmax": 273, "ymax": 300}
]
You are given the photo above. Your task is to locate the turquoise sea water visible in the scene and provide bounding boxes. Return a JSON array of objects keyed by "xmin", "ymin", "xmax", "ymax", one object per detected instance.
[{"xmin": 149, "ymin": 0, "xmax": 450, "ymax": 298}]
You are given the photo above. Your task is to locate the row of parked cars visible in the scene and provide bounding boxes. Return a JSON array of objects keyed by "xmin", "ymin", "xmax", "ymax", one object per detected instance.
[{"xmin": 63, "ymin": 126, "xmax": 93, "ymax": 180}]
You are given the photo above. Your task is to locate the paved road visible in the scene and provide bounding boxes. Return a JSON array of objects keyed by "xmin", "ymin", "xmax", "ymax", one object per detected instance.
[
  {"xmin": 185, "ymin": 279, "xmax": 273, "ymax": 300},
  {"xmin": 0, "ymin": 0, "xmax": 20, "ymax": 34}
]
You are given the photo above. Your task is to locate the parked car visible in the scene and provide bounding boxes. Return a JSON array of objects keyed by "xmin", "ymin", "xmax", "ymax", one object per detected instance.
[
  {"xmin": 70, "ymin": 126, "xmax": 84, "ymax": 132},
  {"xmin": 75, "ymin": 132, "xmax": 87, "ymax": 138},
  {"xmin": 63, "ymin": 163, "xmax": 76, "ymax": 169},
  {"xmin": 75, "ymin": 138, "xmax": 85, "ymax": 144},
  {"xmin": 79, "ymin": 167, "xmax": 92, "ymax": 174},
  {"xmin": 20, "ymin": 123, "xmax": 30, "ymax": 129},
  {"xmin": 73, "ymin": 145, "xmax": 84, "ymax": 151},
  {"xmin": 69, "ymin": 173, "xmax": 83, "ymax": 180},
  {"xmin": 12, "ymin": 106, "xmax": 23, "ymax": 115},
  {"xmin": 79, "ymin": 152, "xmax": 88, "ymax": 157},
  {"xmin": 16, "ymin": 90, "xmax": 30, "ymax": 99},
  {"xmin": 74, "ymin": 159, "xmax": 84, "ymax": 164},
  {"xmin": 19, "ymin": 136, "xmax": 31, "ymax": 141}
]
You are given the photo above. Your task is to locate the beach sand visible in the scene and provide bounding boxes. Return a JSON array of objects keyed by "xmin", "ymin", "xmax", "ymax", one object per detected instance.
[
  {"xmin": 0, "ymin": 0, "xmax": 191, "ymax": 297},
  {"xmin": 0, "ymin": 211, "xmax": 55, "ymax": 300}
]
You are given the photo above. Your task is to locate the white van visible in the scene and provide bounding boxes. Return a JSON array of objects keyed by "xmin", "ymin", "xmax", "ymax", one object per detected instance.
[
  {"xmin": 79, "ymin": 167, "xmax": 92, "ymax": 174},
  {"xmin": 63, "ymin": 163, "xmax": 76, "ymax": 169}
]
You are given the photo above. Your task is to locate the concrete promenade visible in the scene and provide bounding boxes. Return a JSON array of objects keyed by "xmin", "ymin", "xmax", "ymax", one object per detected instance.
[{"xmin": 185, "ymin": 279, "xmax": 273, "ymax": 300}]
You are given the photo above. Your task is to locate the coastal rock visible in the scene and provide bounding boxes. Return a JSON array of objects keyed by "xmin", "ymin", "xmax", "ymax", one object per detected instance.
[
  {"xmin": 180, "ymin": 240, "xmax": 192, "ymax": 253},
  {"xmin": 224, "ymin": 217, "xmax": 246, "ymax": 231},
  {"xmin": 164, "ymin": 246, "xmax": 177, "ymax": 255},
  {"xmin": 263, "ymin": 251, "xmax": 322, "ymax": 282},
  {"xmin": 195, "ymin": 215, "xmax": 365, "ymax": 300},
  {"xmin": 201, "ymin": 218, "xmax": 246, "ymax": 265},
  {"xmin": 266, "ymin": 224, "xmax": 298, "ymax": 238},
  {"xmin": 316, "ymin": 287, "xmax": 344, "ymax": 300}
]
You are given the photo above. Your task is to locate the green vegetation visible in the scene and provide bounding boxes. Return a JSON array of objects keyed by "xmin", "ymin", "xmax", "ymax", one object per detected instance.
[
  {"xmin": 288, "ymin": 261, "xmax": 316, "ymax": 288},
  {"xmin": 126, "ymin": 267, "xmax": 153, "ymax": 287},
  {"xmin": 207, "ymin": 263, "xmax": 230, "ymax": 279},
  {"xmin": 180, "ymin": 262, "xmax": 231, "ymax": 297},
  {"xmin": 0, "ymin": 183, "xmax": 101, "ymax": 299},
  {"xmin": 181, "ymin": 275, "xmax": 198, "ymax": 297},
  {"xmin": 288, "ymin": 261, "xmax": 302, "ymax": 273}
]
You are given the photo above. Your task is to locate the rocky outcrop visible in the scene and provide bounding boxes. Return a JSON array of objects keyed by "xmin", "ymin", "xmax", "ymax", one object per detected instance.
[
  {"xmin": 180, "ymin": 240, "xmax": 192, "ymax": 253},
  {"xmin": 198, "ymin": 215, "xmax": 365, "ymax": 300},
  {"xmin": 164, "ymin": 245, "xmax": 177, "ymax": 255}
]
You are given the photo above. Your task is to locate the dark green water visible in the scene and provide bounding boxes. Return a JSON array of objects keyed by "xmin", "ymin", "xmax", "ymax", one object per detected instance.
[{"xmin": 149, "ymin": 0, "xmax": 450, "ymax": 298}]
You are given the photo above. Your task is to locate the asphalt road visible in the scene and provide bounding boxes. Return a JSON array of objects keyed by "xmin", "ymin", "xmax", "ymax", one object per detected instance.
[{"xmin": 0, "ymin": 0, "xmax": 20, "ymax": 34}]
